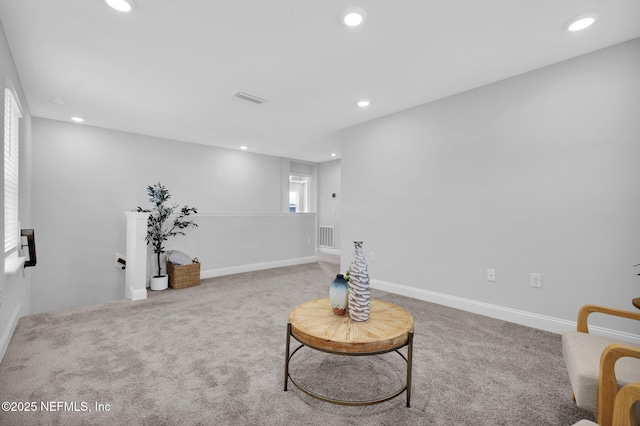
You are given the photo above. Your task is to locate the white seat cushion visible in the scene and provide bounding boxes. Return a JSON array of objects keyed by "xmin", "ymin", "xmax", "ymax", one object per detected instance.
[{"xmin": 562, "ymin": 331, "xmax": 640, "ymax": 412}]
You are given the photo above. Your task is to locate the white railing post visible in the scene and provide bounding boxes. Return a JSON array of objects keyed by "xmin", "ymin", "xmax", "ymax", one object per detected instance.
[{"xmin": 125, "ymin": 212, "xmax": 149, "ymax": 301}]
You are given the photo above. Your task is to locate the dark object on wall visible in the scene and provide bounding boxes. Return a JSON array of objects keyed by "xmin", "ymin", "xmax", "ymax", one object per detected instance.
[
  {"xmin": 332, "ymin": 193, "xmax": 336, "ymax": 198},
  {"xmin": 21, "ymin": 229, "xmax": 37, "ymax": 267}
]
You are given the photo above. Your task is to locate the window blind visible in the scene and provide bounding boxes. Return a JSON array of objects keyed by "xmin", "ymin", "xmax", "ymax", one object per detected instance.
[{"xmin": 4, "ymin": 87, "xmax": 21, "ymax": 254}]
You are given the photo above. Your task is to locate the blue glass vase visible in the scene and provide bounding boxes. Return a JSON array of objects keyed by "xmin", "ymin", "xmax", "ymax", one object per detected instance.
[{"xmin": 329, "ymin": 274, "xmax": 349, "ymax": 315}]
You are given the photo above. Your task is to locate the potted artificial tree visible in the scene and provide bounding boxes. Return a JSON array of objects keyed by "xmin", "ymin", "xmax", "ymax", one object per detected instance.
[{"xmin": 137, "ymin": 182, "xmax": 198, "ymax": 290}]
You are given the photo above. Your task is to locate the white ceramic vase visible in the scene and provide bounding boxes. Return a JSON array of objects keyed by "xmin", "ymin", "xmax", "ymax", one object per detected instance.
[{"xmin": 348, "ymin": 241, "xmax": 371, "ymax": 321}]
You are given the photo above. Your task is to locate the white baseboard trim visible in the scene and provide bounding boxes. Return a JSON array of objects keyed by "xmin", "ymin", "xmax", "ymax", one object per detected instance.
[
  {"xmin": 0, "ymin": 302, "xmax": 21, "ymax": 363},
  {"xmin": 129, "ymin": 287, "xmax": 147, "ymax": 301},
  {"xmin": 318, "ymin": 247, "xmax": 340, "ymax": 256},
  {"xmin": 370, "ymin": 279, "xmax": 640, "ymax": 345},
  {"xmin": 201, "ymin": 256, "xmax": 317, "ymax": 279}
]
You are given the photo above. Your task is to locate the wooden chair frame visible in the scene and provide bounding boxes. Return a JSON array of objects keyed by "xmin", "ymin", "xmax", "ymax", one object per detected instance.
[
  {"xmin": 611, "ymin": 382, "xmax": 640, "ymax": 426},
  {"xmin": 574, "ymin": 304, "xmax": 640, "ymax": 426}
]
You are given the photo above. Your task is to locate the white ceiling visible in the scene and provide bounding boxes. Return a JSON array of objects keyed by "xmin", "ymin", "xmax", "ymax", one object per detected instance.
[{"xmin": 1, "ymin": 1, "xmax": 639, "ymax": 163}]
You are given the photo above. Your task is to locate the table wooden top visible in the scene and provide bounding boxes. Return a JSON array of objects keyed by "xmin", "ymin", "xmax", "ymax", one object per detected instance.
[{"xmin": 288, "ymin": 298, "xmax": 414, "ymax": 354}]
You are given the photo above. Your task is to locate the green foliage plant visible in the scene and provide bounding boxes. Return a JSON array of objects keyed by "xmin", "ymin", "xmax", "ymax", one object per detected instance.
[{"xmin": 137, "ymin": 182, "xmax": 198, "ymax": 277}]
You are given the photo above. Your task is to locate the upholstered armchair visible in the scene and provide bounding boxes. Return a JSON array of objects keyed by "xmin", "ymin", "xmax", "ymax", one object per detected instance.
[{"xmin": 562, "ymin": 305, "xmax": 640, "ymax": 426}]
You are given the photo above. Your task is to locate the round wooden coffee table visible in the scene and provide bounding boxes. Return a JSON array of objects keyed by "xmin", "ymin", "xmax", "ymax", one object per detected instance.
[{"xmin": 284, "ymin": 298, "xmax": 414, "ymax": 407}]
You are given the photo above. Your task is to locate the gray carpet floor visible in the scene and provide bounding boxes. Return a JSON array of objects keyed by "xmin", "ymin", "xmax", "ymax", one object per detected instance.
[{"xmin": 0, "ymin": 254, "xmax": 594, "ymax": 425}]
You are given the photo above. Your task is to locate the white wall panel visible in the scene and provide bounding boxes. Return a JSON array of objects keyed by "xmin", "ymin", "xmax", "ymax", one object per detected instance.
[
  {"xmin": 31, "ymin": 119, "xmax": 286, "ymax": 313},
  {"xmin": 341, "ymin": 39, "xmax": 640, "ymax": 334}
]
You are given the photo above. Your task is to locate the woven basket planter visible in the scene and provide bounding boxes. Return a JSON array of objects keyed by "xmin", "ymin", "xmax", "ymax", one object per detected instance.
[{"xmin": 167, "ymin": 260, "xmax": 200, "ymax": 289}]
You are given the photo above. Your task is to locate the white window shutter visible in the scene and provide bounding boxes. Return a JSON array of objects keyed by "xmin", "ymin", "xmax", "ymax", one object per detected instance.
[{"xmin": 4, "ymin": 87, "xmax": 21, "ymax": 254}]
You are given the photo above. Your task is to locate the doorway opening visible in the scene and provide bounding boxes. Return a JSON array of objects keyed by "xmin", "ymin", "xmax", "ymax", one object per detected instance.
[{"xmin": 289, "ymin": 175, "xmax": 310, "ymax": 213}]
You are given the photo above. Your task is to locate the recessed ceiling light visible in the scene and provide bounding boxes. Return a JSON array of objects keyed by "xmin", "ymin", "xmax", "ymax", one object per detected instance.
[
  {"xmin": 52, "ymin": 97, "xmax": 65, "ymax": 105},
  {"xmin": 331, "ymin": 153, "xmax": 337, "ymax": 157},
  {"xmin": 564, "ymin": 12, "xmax": 599, "ymax": 32},
  {"xmin": 356, "ymin": 99, "xmax": 371, "ymax": 107},
  {"xmin": 340, "ymin": 7, "xmax": 367, "ymax": 27},
  {"xmin": 70, "ymin": 116, "xmax": 85, "ymax": 123},
  {"xmin": 240, "ymin": 146, "xmax": 248, "ymax": 151},
  {"xmin": 105, "ymin": 0, "xmax": 135, "ymax": 13}
]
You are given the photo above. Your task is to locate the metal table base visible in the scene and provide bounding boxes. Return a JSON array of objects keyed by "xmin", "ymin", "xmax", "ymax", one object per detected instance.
[{"xmin": 284, "ymin": 322, "xmax": 414, "ymax": 407}]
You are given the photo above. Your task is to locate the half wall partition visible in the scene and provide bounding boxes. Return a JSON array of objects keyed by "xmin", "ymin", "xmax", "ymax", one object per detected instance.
[{"xmin": 124, "ymin": 212, "xmax": 317, "ymax": 300}]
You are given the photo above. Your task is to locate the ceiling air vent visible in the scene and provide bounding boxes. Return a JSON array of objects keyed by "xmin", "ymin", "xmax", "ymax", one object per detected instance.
[{"xmin": 234, "ymin": 91, "xmax": 268, "ymax": 105}]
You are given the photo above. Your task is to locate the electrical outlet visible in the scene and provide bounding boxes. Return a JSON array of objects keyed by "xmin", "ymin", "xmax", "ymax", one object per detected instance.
[
  {"xmin": 487, "ymin": 268, "xmax": 496, "ymax": 282},
  {"xmin": 370, "ymin": 252, "xmax": 376, "ymax": 262},
  {"xmin": 531, "ymin": 273, "xmax": 542, "ymax": 288}
]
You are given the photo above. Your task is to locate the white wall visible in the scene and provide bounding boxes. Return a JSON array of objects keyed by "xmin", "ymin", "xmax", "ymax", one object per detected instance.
[
  {"xmin": 0, "ymin": 19, "xmax": 33, "ymax": 361},
  {"xmin": 31, "ymin": 118, "xmax": 287, "ymax": 314},
  {"xmin": 341, "ymin": 38, "xmax": 640, "ymax": 336},
  {"xmin": 317, "ymin": 159, "xmax": 341, "ymax": 253},
  {"xmin": 169, "ymin": 213, "xmax": 316, "ymax": 278}
]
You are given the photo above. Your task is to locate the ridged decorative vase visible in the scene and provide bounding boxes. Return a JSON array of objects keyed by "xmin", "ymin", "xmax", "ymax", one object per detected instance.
[
  {"xmin": 348, "ymin": 241, "xmax": 371, "ymax": 321},
  {"xmin": 329, "ymin": 274, "xmax": 349, "ymax": 315}
]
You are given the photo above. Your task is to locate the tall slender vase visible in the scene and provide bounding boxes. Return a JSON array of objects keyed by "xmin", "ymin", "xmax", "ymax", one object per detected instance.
[
  {"xmin": 348, "ymin": 241, "xmax": 371, "ymax": 321},
  {"xmin": 329, "ymin": 274, "xmax": 349, "ymax": 315}
]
